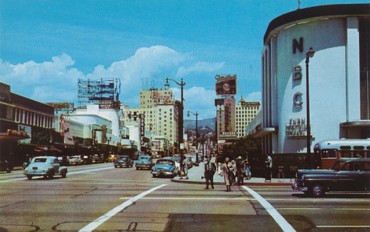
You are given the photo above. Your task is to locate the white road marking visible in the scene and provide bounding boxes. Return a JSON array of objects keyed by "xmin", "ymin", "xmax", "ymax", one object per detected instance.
[
  {"xmin": 242, "ymin": 186, "xmax": 296, "ymax": 232},
  {"xmin": 79, "ymin": 184, "xmax": 167, "ymax": 232},
  {"xmin": 119, "ymin": 197, "xmax": 250, "ymax": 200}
]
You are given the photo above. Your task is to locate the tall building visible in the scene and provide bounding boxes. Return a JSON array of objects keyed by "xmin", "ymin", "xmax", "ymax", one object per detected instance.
[
  {"xmin": 215, "ymin": 97, "xmax": 236, "ymax": 142},
  {"xmin": 125, "ymin": 89, "xmax": 179, "ymax": 147},
  {"xmin": 235, "ymin": 98, "xmax": 260, "ymax": 138},
  {"xmin": 256, "ymin": 4, "xmax": 370, "ymax": 155}
]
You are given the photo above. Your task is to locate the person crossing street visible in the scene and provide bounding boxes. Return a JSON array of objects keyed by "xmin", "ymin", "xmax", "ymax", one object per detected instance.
[{"xmin": 204, "ymin": 156, "xmax": 216, "ymax": 189}]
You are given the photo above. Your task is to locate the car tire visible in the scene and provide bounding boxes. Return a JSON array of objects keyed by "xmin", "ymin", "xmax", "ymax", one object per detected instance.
[
  {"xmin": 310, "ymin": 184, "xmax": 325, "ymax": 197},
  {"xmin": 27, "ymin": 175, "xmax": 32, "ymax": 180},
  {"xmin": 61, "ymin": 172, "xmax": 67, "ymax": 178},
  {"xmin": 152, "ymin": 174, "xmax": 156, "ymax": 178}
]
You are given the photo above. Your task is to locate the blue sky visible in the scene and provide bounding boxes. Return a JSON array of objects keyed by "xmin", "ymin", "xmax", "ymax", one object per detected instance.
[{"xmin": 0, "ymin": 0, "xmax": 368, "ymax": 119}]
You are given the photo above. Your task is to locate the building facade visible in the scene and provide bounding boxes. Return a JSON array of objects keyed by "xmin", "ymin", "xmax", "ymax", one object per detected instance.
[
  {"xmin": 215, "ymin": 97, "xmax": 236, "ymax": 142},
  {"xmin": 125, "ymin": 89, "xmax": 180, "ymax": 150},
  {"xmin": 235, "ymin": 98, "xmax": 260, "ymax": 138},
  {"xmin": 258, "ymin": 4, "xmax": 370, "ymax": 155},
  {"xmin": 0, "ymin": 82, "xmax": 54, "ymax": 166}
]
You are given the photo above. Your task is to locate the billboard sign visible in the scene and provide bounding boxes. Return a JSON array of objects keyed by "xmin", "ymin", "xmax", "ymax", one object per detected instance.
[{"xmin": 215, "ymin": 75, "xmax": 237, "ymax": 96}]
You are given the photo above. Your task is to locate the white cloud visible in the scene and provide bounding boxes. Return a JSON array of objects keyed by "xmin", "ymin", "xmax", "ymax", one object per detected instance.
[
  {"xmin": 0, "ymin": 54, "xmax": 83, "ymax": 103},
  {"xmin": 171, "ymin": 86, "xmax": 216, "ymax": 119},
  {"xmin": 245, "ymin": 91, "xmax": 262, "ymax": 102},
  {"xmin": 176, "ymin": 61, "xmax": 225, "ymax": 78},
  {"xmin": 0, "ymin": 45, "xmax": 225, "ymax": 119}
]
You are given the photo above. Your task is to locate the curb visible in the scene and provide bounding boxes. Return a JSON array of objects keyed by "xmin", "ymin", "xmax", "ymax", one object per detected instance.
[{"xmin": 171, "ymin": 178, "xmax": 293, "ymax": 186}]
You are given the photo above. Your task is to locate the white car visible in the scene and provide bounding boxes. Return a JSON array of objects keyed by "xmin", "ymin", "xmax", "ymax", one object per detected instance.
[
  {"xmin": 68, "ymin": 155, "xmax": 84, "ymax": 165},
  {"xmin": 24, "ymin": 156, "xmax": 68, "ymax": 180}
]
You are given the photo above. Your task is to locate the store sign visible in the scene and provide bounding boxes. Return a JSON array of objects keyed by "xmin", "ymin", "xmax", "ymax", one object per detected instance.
[
  {"xmin": 18, "ymin": 125, "xmax": 31, "ymax": 144},
  {"xmin": 286, "ymin": 118, "xmax": 307, "ymax": 138}
]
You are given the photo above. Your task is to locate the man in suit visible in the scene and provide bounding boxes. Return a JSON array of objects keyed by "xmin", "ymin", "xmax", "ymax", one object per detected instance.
[{"xmin": 204, "ymin": 156, "xmax": 216, "ymax": 189}]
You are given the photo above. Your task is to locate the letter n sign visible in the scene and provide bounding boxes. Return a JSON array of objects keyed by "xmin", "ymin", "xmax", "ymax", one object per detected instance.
[{"xmin": 293, "ymin": 37, "xmax": 304, "ymax": 54}]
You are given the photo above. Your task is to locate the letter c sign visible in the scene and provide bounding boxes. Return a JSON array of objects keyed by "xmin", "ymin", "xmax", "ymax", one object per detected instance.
[{"xmin": 293, "ymin": 92, "xmax": 303, "ymax": 107}]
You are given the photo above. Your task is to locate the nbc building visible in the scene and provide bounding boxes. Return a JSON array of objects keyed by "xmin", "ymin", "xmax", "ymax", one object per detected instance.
[{"xmin": 254, "ymin": 4, "xmax": 370, "ymax": 155}]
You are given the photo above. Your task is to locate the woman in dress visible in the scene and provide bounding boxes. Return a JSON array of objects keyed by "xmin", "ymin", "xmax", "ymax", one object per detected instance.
[{"xmin": 221, "ymin": 157, "xmax": 232, "ymax": 191}]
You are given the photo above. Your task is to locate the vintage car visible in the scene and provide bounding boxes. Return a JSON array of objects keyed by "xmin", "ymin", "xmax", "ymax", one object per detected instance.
[
  {"xmin": 0, "ymin": 160, "xmax": 11, "ymax": 173},
  {"xmin": 68, "ymin": 155, "xmax": 84, "ymax": 165},
  {"xmin": 292, "ymin": 158, "xmax": 370, "ymax": 197},
  {"xmin": 114, "ymin": 155, "xmax": 134, "ymax": 168},
  {"xmin": 135, "ymin": 155, "xmax": 154, "ymax": 170},
  {"xmin": 24, "ymin": 156, "xmax": 68, "ymax": 180},
  {"xmin": 151, "ymin": 158, "xmax": 179, "ymax": 178}
]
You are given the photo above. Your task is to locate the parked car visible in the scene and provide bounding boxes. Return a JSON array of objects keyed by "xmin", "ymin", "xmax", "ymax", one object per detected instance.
[
  {"xmin": 114, "ymin": 155, "xmax": 134, "ymax": 168},
  {"xmin": 24, "ymin": 156, "xmax": 67, "ymax": 180},
  {"xmin": 106, "ymin": 154, "xmax": 117, "ymax": 162},
  {"xmin": 91, "ymin": 154, "xmax": 103, "ymax": 163},
  {"xmin": 292, "ymin": 158, "xmax": 370, "ymax": 197},
  {"xmin": 68, "ymin": 155, "xmax": 84, "ymax": 165},
  {"xmin": 151, "ymin": 158, "xmax": 179, "ymax": 178},
  {"xmin": 0, "ymin": 160, "xmax": 11, "ymax": 173},
  {"xmin": 135, "ymin": 155, "xmax": 154, "ymax": 170}
]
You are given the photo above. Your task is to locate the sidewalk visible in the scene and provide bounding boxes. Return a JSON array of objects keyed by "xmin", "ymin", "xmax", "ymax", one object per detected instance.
[{"xmin": 172, "ymin": 161, "xmax": 293, "ymax": 186}]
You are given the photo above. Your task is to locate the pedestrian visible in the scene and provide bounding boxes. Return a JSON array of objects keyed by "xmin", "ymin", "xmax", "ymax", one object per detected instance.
[
  {"xmin": 204, "ymin": 156, "xmax": 216, "ymax": 189},
  {"xmin": 214, "ymin": 153, "xmax": 219, "ymax": 172},
  {"xmin": 221, "ymin": 157, "xmax": 233, "ymax": 191},
  {"xmin": 181, "ymin": 158, "xmax": 189, "ymax": 179},
  {"xmin": 245, "ymin": 158, "xmax": 252, "ymax": 180},
  {"xmin": 230, "ymin": 159, "xmax": 236, "ymax": 184},
  {"xmin": 265, "ymin": 154, "xmax": 273, "ymax": 182},
  {"xmin": 236, "ymin": 156, "xmax": 245, "ymax": 185}
]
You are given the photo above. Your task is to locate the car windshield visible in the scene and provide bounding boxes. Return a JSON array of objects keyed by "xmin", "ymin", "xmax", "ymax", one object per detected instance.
[{"xmin": 139, "ymin": 156, "xmax": 149, "ymax": 160}]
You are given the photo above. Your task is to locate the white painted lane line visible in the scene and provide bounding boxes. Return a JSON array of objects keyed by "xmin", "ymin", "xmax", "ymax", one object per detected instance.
[
  {"xmin": 79, "ymin": 184, "xmax": 167, "ymax": 232},
  {"xmin": 119, "ymin": 197, "xmax": 250, "ymax": 200},
  {"xmin": 242, "ymin": 186, "xmax": 296, "ymax": 232}
]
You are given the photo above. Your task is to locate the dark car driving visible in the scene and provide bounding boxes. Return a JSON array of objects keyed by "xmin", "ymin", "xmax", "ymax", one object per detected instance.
[
  {"xmin": 292, "ymin": 158, "xmax": 370, "ymax": 197},
  {"xmin": 135, "ymin": 155, "xmax": 154, "ymax": 170},
  {"xmin": 114, "ymin": 155, "xmax": 134, "ymax": 168}
]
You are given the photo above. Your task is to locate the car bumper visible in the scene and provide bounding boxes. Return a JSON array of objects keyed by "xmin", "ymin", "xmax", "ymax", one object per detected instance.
[
  {"xmin": 292, "ymin": 179, "xmax": 308, "ymax": 191},
  {"xmin": 24, "ymin": 170, "xmax": 47, "ymax": 176},
  {"xmin": 115, "ymin": 163, "xmax": 131, "ymax": 167},
  {"xmin": 151, "ymin": 170, "xmax": 175, "ymax": 177},
  {"xmin": 136, "ymin": 164, "xmax": 152, "ymax": 169}
]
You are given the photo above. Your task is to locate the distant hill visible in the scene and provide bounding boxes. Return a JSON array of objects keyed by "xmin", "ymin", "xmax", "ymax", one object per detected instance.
[{"xmin": 184, "ymin": 117, "xmax": 215, "ymax": 132}]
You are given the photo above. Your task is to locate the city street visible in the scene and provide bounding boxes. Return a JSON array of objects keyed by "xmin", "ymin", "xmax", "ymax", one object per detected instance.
[{"xmin": 1, "ymin": 163, "xmax": 370, "ymax": 231}]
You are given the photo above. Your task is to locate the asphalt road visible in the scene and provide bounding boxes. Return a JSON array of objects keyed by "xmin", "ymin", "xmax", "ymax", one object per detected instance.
[{"xmin": 0, "ymin": 163, "xmax": 369, "ymax": 231}]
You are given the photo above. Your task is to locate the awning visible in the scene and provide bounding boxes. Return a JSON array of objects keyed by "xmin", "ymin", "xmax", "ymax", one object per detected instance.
[
  {"xmin": 253, "ymin": 127, "xmax": 277, "ymax": 138},
  {"xmin": 0, "ymin": 132, "xmax": 30, "ymax": 141},
  {"xmin": 340, "ymin": 120, "xmax": 370, "ymax": 127},
  {"xmin": 34, "ymin": 146, "xmax": 62, "ymax": 153}
]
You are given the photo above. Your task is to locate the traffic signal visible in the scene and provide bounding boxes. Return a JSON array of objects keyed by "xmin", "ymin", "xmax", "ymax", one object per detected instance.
[{"xmin": 293, "ymin": 65, "xmax": 302, "ymax": 81}]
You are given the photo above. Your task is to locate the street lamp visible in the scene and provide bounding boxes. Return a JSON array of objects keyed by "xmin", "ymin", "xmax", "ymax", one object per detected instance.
[
  {"xmin": 165, "ymin": 78, "xmax": 186, "ymax": 173},
  {"xmin": 187, "ymin": 111, "xmax": 199, "ymax": 163},
  {"xmin": 305, "ymin": 47, "xmax": 315, "ymax": 168}
]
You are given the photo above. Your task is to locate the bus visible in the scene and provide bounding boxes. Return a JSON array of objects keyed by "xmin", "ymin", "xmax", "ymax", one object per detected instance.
[{"xmin": 313, "ymin": 139, "xmax": 370, "ymax": 169}]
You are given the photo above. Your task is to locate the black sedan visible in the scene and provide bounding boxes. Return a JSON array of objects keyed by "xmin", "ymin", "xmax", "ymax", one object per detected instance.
[
  {"xmin": 293, "ymin": 158, "xmax": 370, "ymax": 197},
  {"xmin": 114, "ymin": 155, "xmax": 134, "ymax": 168}
]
